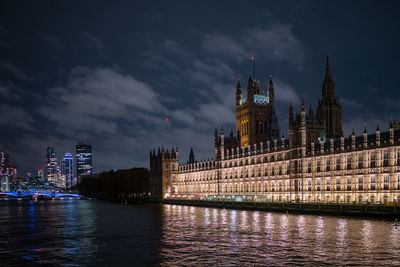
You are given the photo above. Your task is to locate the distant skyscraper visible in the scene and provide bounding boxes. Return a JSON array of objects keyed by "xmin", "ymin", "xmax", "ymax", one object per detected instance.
[
  {"xmin": 76, "ymin": 143, "xmax": 92, "ymax": 184},
  {"xmin": 46, "ymin": 147, "xmax": 59, "ymax": 186},
  {"xmin": 62, "ymin": 153, "xmax": 74, "ymax": 188},
  {"xmin": 36, "ymin": 168, "xmax": 44, "ymax": 182},
  {"xmin": 0, "ymin": 152, "xmax": 17, "ymax": 192}
]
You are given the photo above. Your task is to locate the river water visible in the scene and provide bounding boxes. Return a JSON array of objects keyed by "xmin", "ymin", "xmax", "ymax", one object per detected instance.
[{"xmin": 0, "ymin": 200, "xmax": 400, "ymax": 266}]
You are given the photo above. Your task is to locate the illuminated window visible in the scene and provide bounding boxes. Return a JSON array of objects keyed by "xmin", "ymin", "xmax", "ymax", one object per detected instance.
[
  {"xmin": 383, "ymin": 151, "xmax": 389, "ymax": 167},
  {"xmin": 347, "ymin": 177, "xmax": 352, "ymax": 191},
  {"xmin": 358, "ymin": 177, "xmax": 363, "ymax": 190},
  {"xmin": 336, "ymin": 178, "xmax": 341, "ymax": 191},
  {"xmin": 384, "ymin": 175, "xmax": 389, "ymax": 190},
  {"xmin": 326, "ymin": 178, "xmax": 331, "ymax": 191}
]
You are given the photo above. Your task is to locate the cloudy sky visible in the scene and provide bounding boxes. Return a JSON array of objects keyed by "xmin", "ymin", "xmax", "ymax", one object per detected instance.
[{"xmin": 1, "ymin": 1, "xmax": 400, "ymax": 174}]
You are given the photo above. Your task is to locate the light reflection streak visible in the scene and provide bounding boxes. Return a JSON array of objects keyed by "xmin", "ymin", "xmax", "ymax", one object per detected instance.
[
  {"xmin": 23, "ymin": 200, "xmax": 43, "ymax": 263},
  {"xmin": 335, "ymin": 218, "xmax": 348, "ymax": 264},
  {"xmin": 230, "ymin": 210, "xmax": 237, "ymax": 232},
  {"xmin": 212, "ymin": 208, "xmax": 218, "ymax": 226},
  {"xmin": 221, "ymin": 209, "xmax": 227, "ymax": 228},
  {"xmin": 360, "ymin": 220, "xmax": 373, "ymax": 264},
  {"xmin": 251, "ymin": 211, "xmax": 262, "ymax": 249},
  {"xmin": 240, "ymin": 210, "xmax": 248, "ymax": 230},
  {"xmin": 204, "ymin": 208, "xmax": 210, "ymax": 227},
  {"xmin": 252, "ymin": 211, "xmax": 260, "ymax": 233},
  {"xmin": 265, "ymin": 212, "xmax": 274, "ymax": 245},
  {"xmin": 315, "ymin": 216, "xmax": 325, "ymax": 245},
  {"xmin": 390, "ymin": 222, "xmax": 400, "ymax": 264},
  {"xmin": 297, "ymin": 215, "xmax": 306, "ymax": 241},
  {"xmin": 279, "ymin": 214, "xmax": 288, "ymax": 243}
]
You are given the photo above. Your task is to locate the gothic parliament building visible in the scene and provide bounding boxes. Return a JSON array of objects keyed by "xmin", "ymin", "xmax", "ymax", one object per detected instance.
[{"xmin": 150, "ymin": 56, "xmax": 400, "ymax": 204}]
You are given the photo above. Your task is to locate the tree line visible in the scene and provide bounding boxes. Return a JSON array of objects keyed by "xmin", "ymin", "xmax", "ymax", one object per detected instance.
[{"xmin": 78, "ymin": 168, "xmax": 150, "ymax": 199}]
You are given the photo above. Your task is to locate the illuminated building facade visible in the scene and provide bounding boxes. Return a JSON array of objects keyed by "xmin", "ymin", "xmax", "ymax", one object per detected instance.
[
  {"xmin": 45, "ymin": 147, "xmax": 60, "ymax": 186},
  {"xmin": 76, "ymin": 143, "xmax": 92, "ymax": 184},
  {"xmin": 0, "ymin": 152, "xmax": 17, "ymax": 192},
  {"xmin": 150, "ymin": 56, "xmax": 400, "ymax": 204},
  {"xmin": 61, "ymin": 153, "xmax": 74, "ymax": 189}
]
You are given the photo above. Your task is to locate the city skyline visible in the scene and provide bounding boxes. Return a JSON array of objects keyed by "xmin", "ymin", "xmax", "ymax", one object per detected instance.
[{"xmin": 1, "ymin": 1, "xmax": 400, "ymax": 175}]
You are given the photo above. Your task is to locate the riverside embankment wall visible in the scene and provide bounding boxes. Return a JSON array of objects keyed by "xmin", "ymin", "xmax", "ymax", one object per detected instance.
[{"xmin": 163, "ymin": 199, "xmax": 400, "ymax": 218}]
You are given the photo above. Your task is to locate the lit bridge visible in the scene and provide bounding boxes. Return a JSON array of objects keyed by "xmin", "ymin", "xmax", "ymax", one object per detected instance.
[{"xmin": 0, "ymin": 192, "xmax": 82, "ymax": 198}]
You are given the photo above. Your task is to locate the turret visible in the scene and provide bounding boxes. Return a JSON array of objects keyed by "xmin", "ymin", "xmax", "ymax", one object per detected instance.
[
  {"xmin": 390, "ymin": 120, "xmax": 394, "ymax": 144},
  {"xmin": 220, "ymin": 128, "xmax": 225, "ymax": 160},
  {"xmin": 300, "ymin": 99, "xmax": 306, "ymax": 126},
  {"xmin": 300, "ymin": 99, "xmax": 306, "ymax": 150},
  {"xmin": 289, "ymin": 103, "xmax": 293, "ymax": 129},
  {"xmin": 214, "ymin": 128, "xmax": 219, "ymax": 160},
  {"xmin": 247, "ymin": 74, "xmax": 255, "ymax": 101},
  {"xmin": 363, "ymin": 126, "xmax": 368, "ymax": 147},
  {"xmin": 376, "ymin": 124, "xmax": 381, "ymax": 146},
  {"xmin": 351, "ymin": 129, "xmax": 356, "ymax": 150},
  {"xmin": 236, "ymin": 79, "xmax": 242, "ymax": 106}
]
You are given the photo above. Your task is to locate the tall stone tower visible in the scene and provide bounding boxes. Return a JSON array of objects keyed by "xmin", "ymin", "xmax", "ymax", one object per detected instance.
[
  {"xmin": 316, "ymin": 55, "xmax": 343, "ymax": 139},
  {"xmin": 236, "ymin": 74, "xmax": 280, "ymax": 147},
  {"xmin": 149, "ymin": 147, "xmax": 178, "ymax": 200}
]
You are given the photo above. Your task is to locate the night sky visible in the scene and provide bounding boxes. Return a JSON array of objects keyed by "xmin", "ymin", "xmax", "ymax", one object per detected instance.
[{"xmin": 1, "ymin": 1, "xmax": 400, "ymax": 175}]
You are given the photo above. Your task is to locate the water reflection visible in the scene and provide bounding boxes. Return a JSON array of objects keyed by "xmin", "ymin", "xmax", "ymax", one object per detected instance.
[
  {"xmin": 2, "ymin": 201, "xmax": 400, "ymax": 266},
  {"xmin": 159, "ymin": 205, "xmax": 400, "ymax": 266}
]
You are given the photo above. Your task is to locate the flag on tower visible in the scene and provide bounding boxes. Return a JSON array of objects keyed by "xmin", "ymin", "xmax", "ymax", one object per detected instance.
[{"xmin": 250, "ymin": 53, "xmax": 255, "ymax": 61}]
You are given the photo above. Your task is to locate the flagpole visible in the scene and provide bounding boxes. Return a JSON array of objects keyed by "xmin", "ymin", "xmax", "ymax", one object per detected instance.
[{"xmin": 253, "ymin": 52, "xmax": 255, "ymax": 80}]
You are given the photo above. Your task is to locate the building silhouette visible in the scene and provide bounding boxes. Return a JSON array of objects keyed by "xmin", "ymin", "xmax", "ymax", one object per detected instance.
[
  {"xmin": 76, "ymin": 143, "xmax": 92, "ymax": 184},
  {"xmin": 150, "ymin": 56, "xmax": 400, "ymax": 204}
]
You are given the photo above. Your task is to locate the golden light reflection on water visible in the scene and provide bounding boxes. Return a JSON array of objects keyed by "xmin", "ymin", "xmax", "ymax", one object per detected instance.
[
  {"xmin": 204, "ymin": 208, "xmax": 210, "ymax": 226},
  {"xmin": 240, "ymin": 210, "xmax": 248, "ymax": 230},
  {"xmin": 160, "ymin": 205, "xmax": 400, "ymax": 266},
  {"xmin": 252, "ymin": 211, "xmax": 260, "ymax": 233},
  {"xmin": 279, "ymin": 214, "xmax": 289, "ymax": 243},
  {"xmin": 315, "ymin": 216, "xmax": 325, "ymax": 246},
  {"xmin": 297, "ymin": 215, "xmax": 306, "ymax": 241},
  {"xmin": 336, "ymin": 218, "xmax": 348, "ymax": 265}
]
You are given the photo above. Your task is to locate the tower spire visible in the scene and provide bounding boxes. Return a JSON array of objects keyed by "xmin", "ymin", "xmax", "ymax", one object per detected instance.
[
  {"xmin": 322, "ymin": 53, "xmax": 335, "ymax": 100},
  {"xmin": 189, "ymin": 147, "xmax": 195, "ymax": 164},
  {"xmin": 236, "ymin": 78, "xmax": 242, "ymax": 106},
  {"xmin": 326, "ymin": 53, "xmax": 331, "ymax": 74},
  {"xmin": 268, "ymin": 74, "xmax": 274, "ymax": 106}
]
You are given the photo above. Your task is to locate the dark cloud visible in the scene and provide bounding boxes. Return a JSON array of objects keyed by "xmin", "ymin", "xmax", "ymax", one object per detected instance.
[
  {"xmin": 1, "ymin": 62, "xmax": 30, "ymax": 80},
  {"xmin": 42, "ymin": 35, "xmax": 65, "ymax": 49},
  {"xmin": 202, "ymin": 23, "xmax": 305, "ymax": 67},
  {"xmin": 79, "ymin": 31, "xmax": 105, "ymax": 51},
  {"xmin": 1, "ymin": 1, "xmax": 400, "ymax": 174}
]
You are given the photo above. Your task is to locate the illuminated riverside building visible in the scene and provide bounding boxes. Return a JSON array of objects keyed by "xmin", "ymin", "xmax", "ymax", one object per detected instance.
[
  {"xmin": 150, "ymin": 56, "xmax": 400, "ymax": 204},
  {"xmin": 76, "ymin": 143, "xmax": 92, "ymax": 184}
]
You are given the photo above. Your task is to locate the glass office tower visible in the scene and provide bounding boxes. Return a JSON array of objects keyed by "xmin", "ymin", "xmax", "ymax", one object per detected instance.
[{"xmin": 76, "ymin": 143, "xmax": 92, "ymax": 184}]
